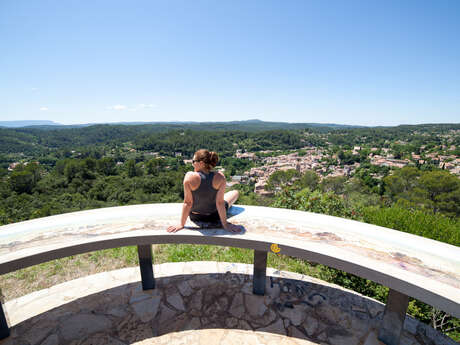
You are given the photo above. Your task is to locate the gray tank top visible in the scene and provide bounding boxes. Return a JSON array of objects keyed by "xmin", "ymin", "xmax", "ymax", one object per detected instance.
[{"xmin": 191, "ymin": 171, "xmax": 218, "ymax": 214}]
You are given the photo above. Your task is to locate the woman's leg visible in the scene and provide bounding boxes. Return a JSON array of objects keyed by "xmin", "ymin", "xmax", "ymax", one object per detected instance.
[{"xmin": 224, "ymin": 190, "xmax": 239, "ymax": 208}]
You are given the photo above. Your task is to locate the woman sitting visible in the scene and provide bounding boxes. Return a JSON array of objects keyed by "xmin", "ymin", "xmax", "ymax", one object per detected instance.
[{"xmin": 167, "ymin": 149, "xmax": 241, "ymax": 233}]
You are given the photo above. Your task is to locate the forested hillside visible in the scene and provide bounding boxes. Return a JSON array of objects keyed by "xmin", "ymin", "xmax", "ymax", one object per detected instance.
[{"xmin": 0, "ymin": 122, "xmax": 459, "ymax": 340}]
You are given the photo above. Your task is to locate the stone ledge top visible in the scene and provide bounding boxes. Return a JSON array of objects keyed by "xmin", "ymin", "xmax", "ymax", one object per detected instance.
[{"xmin": 0, "ymin": 203, "xmax": 459, "ymax": 317}]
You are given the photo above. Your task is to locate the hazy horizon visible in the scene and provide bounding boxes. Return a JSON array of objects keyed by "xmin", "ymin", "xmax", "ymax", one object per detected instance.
[{"xmin": 1, "ymin": 119, "xmax": 459, "ymax": 129}]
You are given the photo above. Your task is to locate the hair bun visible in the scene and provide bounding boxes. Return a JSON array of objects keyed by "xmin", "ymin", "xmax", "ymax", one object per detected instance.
[{"xmin": 209, "ymin": 151, "xmax": 219, "ymax": 168}]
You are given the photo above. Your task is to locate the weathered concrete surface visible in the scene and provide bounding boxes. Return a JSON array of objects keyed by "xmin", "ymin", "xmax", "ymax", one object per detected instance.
[
  {"xmin": 1, "ymin": 262, "xmax": 456, "ymax": 345},
  {"xmin": 0, "ymin": 204, "xmax": 458, "ymax": 318}
]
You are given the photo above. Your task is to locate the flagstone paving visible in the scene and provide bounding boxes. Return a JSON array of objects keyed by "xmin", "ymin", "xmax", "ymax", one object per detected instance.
[{"xmin": 0, "ymin": 262, "xmax": 455, "ymax": 345}]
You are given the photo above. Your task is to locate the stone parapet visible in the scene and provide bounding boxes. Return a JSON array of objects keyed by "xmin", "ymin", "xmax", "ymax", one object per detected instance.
[{"xmin": 0, "ymin": 204, "xmax": 458, "ymax": 319}]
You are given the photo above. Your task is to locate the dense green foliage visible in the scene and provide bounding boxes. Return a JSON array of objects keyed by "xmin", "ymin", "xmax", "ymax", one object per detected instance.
[
  {"xmin": 0, "ymin": 123, "xmax": 324, "ymax": 158},
  {"xmin": 362, "ymin": 206, "xmax": 460, "ymax": 246},
  {"xmin": 135, "ymin": 130, "xmax": 306, "ymax": 156},
  {"xmin": 266, "ymin": 169, "xmax": 301, "ymax": 191},
  {"xmin": 0, "ymin": 157, "xmax": 187, "ymax": 224},
  {"xmin": 383, "ymin": 167, "xmax": 460, "ymax": 217},
  {"xmin": 269, "ymin": 172, "xmax": 460, "ymax": 340}
]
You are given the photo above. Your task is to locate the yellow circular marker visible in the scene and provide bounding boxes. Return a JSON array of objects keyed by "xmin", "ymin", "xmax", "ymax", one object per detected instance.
[{"xmin": 270, "ymin": 243, "xmax": 281, "ymax": 254}]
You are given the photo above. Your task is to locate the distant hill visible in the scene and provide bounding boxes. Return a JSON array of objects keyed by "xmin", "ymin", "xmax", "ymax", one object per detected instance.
[
  {"xmin": 1, "ymin": 119, "xmax": 458, "ymax": 157},
  {"xmin": 106, "ymin": 119, "xmax": 363, "ymax": 130},
  {"xmin": 0, "ymin": 120, "xmax": 62, "ymax": 128},
  {"xmin": 0, "ymin": 119, "xmax": 364, "ymax": 156},
  {"xmin": 0, "ymin": 119, "xmax": 364, "ymax": 131},
  {"xmin": 2, "ymin": 119, "xmax": 362, "ymax": 130}
]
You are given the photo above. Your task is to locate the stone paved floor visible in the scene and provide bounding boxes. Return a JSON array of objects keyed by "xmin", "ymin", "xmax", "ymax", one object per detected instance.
[
  {"xmin": 0, "ymin": 262, "xmax": 455, "ymax": 345},
  {"xmin": 84, "ymin": 329, "xmax": 322, "ymax": 345}
]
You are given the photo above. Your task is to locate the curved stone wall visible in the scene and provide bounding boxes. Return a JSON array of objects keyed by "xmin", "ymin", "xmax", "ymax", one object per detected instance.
[
  {"xmin": 2, "ymin": 262, "xmax": 456, "ymax": 345},
  {"xmin": 0, "ymin": 204, "xmax": 459, "ymax": 318}
]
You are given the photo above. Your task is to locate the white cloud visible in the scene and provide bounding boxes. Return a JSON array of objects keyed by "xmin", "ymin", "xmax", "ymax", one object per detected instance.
[
  {"xmin": 137, "ymin": 103, "xmax": 156, "ymax": 109},
  {"xmin": 39, "ymin": 107, "xmax": 49, "ymax": 111},
  {"xmin": 107, "ymin": 103, "xmax": 156, "ymax": 111},
  {"xmin": 107, "ymin": 104, "xmax": 127, "ymax": 110}
]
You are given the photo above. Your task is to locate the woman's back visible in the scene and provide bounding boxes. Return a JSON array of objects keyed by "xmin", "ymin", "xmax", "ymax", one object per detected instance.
[
  {"xmin": 167, "ymin": 148, "xmax": 241, "ymax": 233},
  {"xmin": 190, "ymin": 171, "xmax": 219, "ymax": 214}
]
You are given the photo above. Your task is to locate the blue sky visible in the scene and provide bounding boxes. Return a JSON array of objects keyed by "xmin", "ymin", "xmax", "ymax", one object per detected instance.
[{"xmin": 1, "ymin": 0, "xmax": 459, "ymax": 126}]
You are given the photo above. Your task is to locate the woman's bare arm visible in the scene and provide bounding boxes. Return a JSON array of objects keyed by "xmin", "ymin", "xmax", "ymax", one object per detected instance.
[
  {"xmin": 167, "ymin": 173, "xmax": 193, "ymax": 233},
  {"xmin": 215, "ymin": 176, "xmax": 228, "ymax": 229},
  {"xmin": 215, "ymin": 173, "xmax": 241, "ymax": 233}
]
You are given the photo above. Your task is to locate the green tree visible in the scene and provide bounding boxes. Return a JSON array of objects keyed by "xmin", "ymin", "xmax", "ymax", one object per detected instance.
[
  {"xmin": 321, "ymin": 176, "xmax": 347, "ymax": 194},
  {"xmin": 126, "ymin": 159, "xmax": 137, "ymax": 178},
  {"xmin": 272, "ymin": 188, "xmax": 356, "ymax": 219},
  {"xmin": 146, "ymin": 158, "xmax": 161, "ymax": 175},
  {"xmin": 10, "ymin": 170, "xmax": 35, "ymax": 194},
  {"xmin": 0, "ymin": 167, "xmax": 8, "ymax": 178},
  {"xmin": 64, "ymin": 160, "xmax": 82, "ymax": 183},
  {"xmin": 97, "ymin": 157, "xmax": 116, "ymax": 176},
  {"xmin": 383, "ymin": 167, "xmax": 420, "ymax": 200},
  {"xmin": 295, "ymin": 170, "xmax": 319, "ymax": 191},
  {"xmin": 9, "ymin": 163, "xmax": 41, "ymax": 194},
  {"xmin": 419, "ymin": 170, "xmax": 460, "ymax": 216},
  {"xmin": 266, "ymin": 169, "xmax": 300, "ymax": 191}
]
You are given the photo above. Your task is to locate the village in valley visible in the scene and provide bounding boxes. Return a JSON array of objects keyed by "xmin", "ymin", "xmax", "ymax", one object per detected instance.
[{"xmin": 224, "ymin": 129, "xmax": 460, "ymax": 196}]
